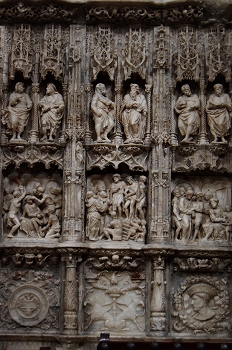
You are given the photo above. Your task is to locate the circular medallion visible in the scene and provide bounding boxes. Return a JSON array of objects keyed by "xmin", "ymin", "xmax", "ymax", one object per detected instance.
[{"xmin": 8, "ymin": 285, "xmax": 49, "ymax": 326}]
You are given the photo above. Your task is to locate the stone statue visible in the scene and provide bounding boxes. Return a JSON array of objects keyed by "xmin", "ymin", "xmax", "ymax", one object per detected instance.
[
  {"xmin": 121, "ymin": 83, "xmax": 147, "ymax": 143},
  {"xmin": 202, "ymin": 198, "xmax": 226, "ymax": 241},
  {"xmin": 110, "ymin": 174, "xmax": 126, "ymax": 218},
  {"xmin": 191, "ymin": 192, "xmax": 204, "ymax": 241},
  {"xmin": 91, "ymin": 83, "xmax": 115, "ymax": 142},
  {"xmin": 135, "ymin": 175, "xmax": 146, "ymax": 220},
  {"xmin": 85, "ymin": 190, "xmax": 108, "ymax": 241},
  {"xmin": 178, "ymin": 187, "xmax": 193, "ymax": 241},
  {"xmin": 174, "ymin": 84, "xmax": 200, "ymax": 143},
  {"xmin": 101, "ymin": 211, "xmax": 122, "ymax": 240},
  {"xmin": 20, "ymin": 196, "xmax": 43, "ymax": 238},
  {"xmin": 124, "ymin": 176, "xmax": 138, "ymax": 220},
  {"xmin": 2, "ymin": 82, "xmax": 32, "ymax": 141},
  {"xmin": 172, "ymin": 188, "xmax": 182, "ymax": 240},
  {"xmin": 7, "ymin": 186, "xmax": 26, "ymax": 238},
  {"xmin": 41, "ymin": 206, "xmax": 60, "ymax": 239},
  {"xmin": 206, "ymin": 83, "xmax": 232, "ymax": 143},
  {"xmin": 38, "ymin": 83, "xmax": 64, "ymax": 141}
]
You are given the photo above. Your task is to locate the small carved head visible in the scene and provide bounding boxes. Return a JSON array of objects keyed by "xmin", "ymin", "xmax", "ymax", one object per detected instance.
[
  {"xmin": 181, "ymin": 84, "xmax": 191, "ymax": 96},
  {"xmin": 15, "ymin": 82, "xmax": 24, "ymax": 93},
  {"xmin": 46, "ymin": 83, "xmax": 57, "ymax": 95},
  {"xmin": 130, "ymin": 83, "xmax": 140, "ymax": 94},
  {"xmin": 214, "ymin": 83, "xmax": 223, "ymax": 96}
]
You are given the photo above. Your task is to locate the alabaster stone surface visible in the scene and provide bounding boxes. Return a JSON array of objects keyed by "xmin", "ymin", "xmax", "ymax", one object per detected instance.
[{"xmin": 0, "ymin": 0, "xmax": 232, "ymax": 349}]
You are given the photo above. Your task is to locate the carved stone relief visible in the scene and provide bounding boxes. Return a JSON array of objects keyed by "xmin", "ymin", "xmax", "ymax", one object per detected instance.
[
  {"xmin": 3, "ymin": 171, "xmax": 62, "ymax": 240},
  {"xmin": 171, "ymin": 177, "xmax": 231, "ymax": 244},
  {"xmin": 86, "ymin": 174, "xmax": 147, "ymax": 242},
  {"xmin": 84, "ymin": 265, "xmax": 145, "ymax": 333},
  {"xmin": 172, "ymin": 275, "xmax": 230, "ymax": 335},
  {"xmin": 0, "ymin": 267, "xmax": 59, "ymax": 332}
]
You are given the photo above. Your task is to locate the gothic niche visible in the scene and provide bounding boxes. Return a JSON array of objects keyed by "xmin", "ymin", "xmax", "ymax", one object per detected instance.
[
  {"xmin": 3, "ymin": 168, "xmax": 62, "ymax": 240},
  {"xmin": 38, "ymin": 81, "xmax": 64, "ymax": 142},
  {"xmin": 2, "ymin": 81, "xmax": 32, "ymax": 143},
  {"xmin": 90, "ymin": 77, "xmax": 115, "ymax": 143},
  {"xmin": 174, "ymin": 82, "xmax": 200, "ymax": 144},
  {"xmin": 206, "ymin": 79, "xmax": 232, "ymax": 144},
  {"xmin": 85, "ymin": 174, "xmax": 147, "ymax": 242},
  {"xmin": 171, "ymin": 177, "xmax": 231, "ymax": 244},
  {"xmin": 121, "ymin": 80, "xmax": 148, "ymax": 144}
]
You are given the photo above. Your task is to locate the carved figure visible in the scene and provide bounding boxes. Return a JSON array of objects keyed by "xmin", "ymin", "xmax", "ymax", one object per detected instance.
[
  {"xmin": 2, "ymin": 82, "xmax": 32, "ymax": 141},
  {"xmin": 7, "ymin": 186, "xmax": 26, "ymax": 238},
  {"xmin": 49, "ymin": 187, "xmax": 62, "ymax": 220},
  {"xmin": 41, "ymin": 207, "xmax": 60, "ymax": 239},
  {"xmin": 20, "ymin": 196, "xmax": 43, "ymax": 237},
  {"xmin": 188, "ymin": 284, "xmax": 216, "ymax": 321},
  {"xmin": 206, "ymin": 84, "xmax": 232, "ymax": 143},
  {"xmin": 124, "ymin": 176, "xmax": 138, "ymax": 220},
  {"xmin": 178, "ymin": 187, "xmax": 193, "ymax": 240},
  {"xmin": 121, "ymin": 83, "xmax": 147, "ymax": 143},
  {"xmin": 202, "ymin": 198, "xmax": 226, "ymax": 241},
  {"xmin": 224, "ymin": 205, "xmax": 232, "ymax": 241},
  {"xmin": 91, "ymin": 83, "xmax": 115, "ymax": 142},
  {"xmin": 135, "ymin": 175, "xmax": 146, "ymax": 220},
  {"xmin": 86, "ymin": 190, "xmax": 108, "ymax": 240},
  {"xmin": 110, "ymin": 174, "xmax": 126, "ymax": 218},
  {"xmin": 38, "ymin": 83, "xmax": 64, "ymax": 141},
  {"xmin": 172, "ymin": 188, "xmax": 182, "ymax": 240},
  {"xmin": 101, "ymin": 211, "xmax": 122, "ymax": 240},
  {"xmin": 174, "ymin": 84, "xmax": 200, "ymax": 143},
  {"xmin": 31, "ymin": 183, "xmax": 55, "ymax": 215},
  {"xmin": 191, "ymin": 192, "xmax": 204, "ymax": 241}
]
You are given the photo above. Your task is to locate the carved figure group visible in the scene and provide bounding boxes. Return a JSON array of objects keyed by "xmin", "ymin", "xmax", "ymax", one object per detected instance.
[
  {"xmin": 175, "ymin": 83, "xmax": 232, "ymax": 144},
  {"xmin": 2, "ymin": 82, "xmax": 64, "ymax": 142},
  {"xmin": 4, "ymin": 179, "xmax": 62, "ymax": 239},
  {"xmin": 91, "ymin": 83, "xmax": 148, "ymax": 143},
  {"xmin": 86, "ymin": 174, "xmax": 147, "ymax": 241},
  {"xmin": 172, "ymin": 186, "xmax": 230, "ymax": 243}
]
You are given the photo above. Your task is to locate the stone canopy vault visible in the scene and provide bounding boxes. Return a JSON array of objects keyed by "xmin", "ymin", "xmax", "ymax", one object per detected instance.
[{"xmin": 1, "ymin": 0, "xmax": 232, "ymax": 349}]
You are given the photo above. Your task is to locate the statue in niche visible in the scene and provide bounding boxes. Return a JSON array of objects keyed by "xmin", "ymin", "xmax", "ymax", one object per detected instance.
[
  {"xmin": 38, "ymin": 83, "xmax": 64, "ymax": 141},
  {"xmin": 174, "ymin": 84, "xmax": 200, "ymax": 143},
  {"xmin": 206, "ymin": 83, "xmax": 232, "ymax": 143},
  {"xmin": 2, "ymin": 82, "xmax": 32, "ymax": 141},
  {"xmin": 110, "ymin": 174, "xmax": 126, "ymax": 218},
  {"xmin": 7, "ymin": 186, "xmax": 26, "ymax": 238},
  {"xmin": 202, "ymin": 198, "xmax": 226, "ymax": 241},
  {"xmin": 121, "ymin": 83, "xmax": 147, "ymax": 143},
  {"xmin": 20, "ymin": 196, "xmax": 44, "ymax": 238},
  {"xmin": 178, "ymin": 187, "xmax": 193, "ymax": 241},
  {"xmin": 91, "ymin": 83, "xmax": 115, "ymax": 142}
]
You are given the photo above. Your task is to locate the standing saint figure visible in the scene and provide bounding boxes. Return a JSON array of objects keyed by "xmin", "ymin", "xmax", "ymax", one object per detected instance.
[
  {"xmin": 91, "ymin": 83, "xmax": 115, "ymax": 142},
  {"xmin": 206, "ymin": 84, "xmax": 232, "ymax": 143},
  {"xmin": 2, "ymin": 82, "xmax": 32, "ymax": 141},
  {"xmin": 38, "ymin": 83, "xmax": 64, "ymax": 141},
  {"xmin": 175, "ymin": 84, "xmax": 200, "ymax": 143},
  {"xmin": 121, "ymin": 83, "xmax": 148, "ymax": 143}
]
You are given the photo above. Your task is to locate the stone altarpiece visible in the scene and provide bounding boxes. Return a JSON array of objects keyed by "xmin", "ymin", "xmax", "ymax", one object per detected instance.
[{"xmin": 0, "ymin": 1, "xmax": 232, "ymax": 349}]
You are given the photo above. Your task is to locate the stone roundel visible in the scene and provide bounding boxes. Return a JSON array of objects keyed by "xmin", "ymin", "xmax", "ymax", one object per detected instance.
[{"xmin": 8, "ymin": 285, "xmax": 49, "ymax": 326}]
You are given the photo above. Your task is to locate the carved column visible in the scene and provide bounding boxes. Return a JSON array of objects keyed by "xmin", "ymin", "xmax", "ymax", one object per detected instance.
[
  {"xmin": 150, "ymin": 256, "xmax": 166, "ymax": 333},
  {"xmin": 1, "ymin": 83, "xmax": 9, "ymax": 144},
  {"xmin": 144, "ymin": 83, "xmax": 152, "ymax": 144},
  {"xmin": 199, "ymin": 61, "xmax": 208, "ymax": 144},
  {"xmin": 170, "ymin": 84, "xmax": 178, "ymax": 146},
  {"xmin": 29, "ymin": 83, "xmax": 40, "ymax": 143},
  {"xmin": 62, "ymin": 254, "xmax": 78, "ymax": 334},
  {"xmin": 114, "ymin": 81, "xmax": 123, "ymax": 144},
  {"xmin": 85, "ymin": 83, "xmax": 92, "ymax": 142},
  {"xmin": 60, "ymin": 83, "xmax": 68, "ymax": 143}
]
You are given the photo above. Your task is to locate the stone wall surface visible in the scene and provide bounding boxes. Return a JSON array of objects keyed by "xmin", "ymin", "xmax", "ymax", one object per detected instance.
[{"xmin": 0, "ymin": 0, "xmax": 232, "ymax": 349}]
